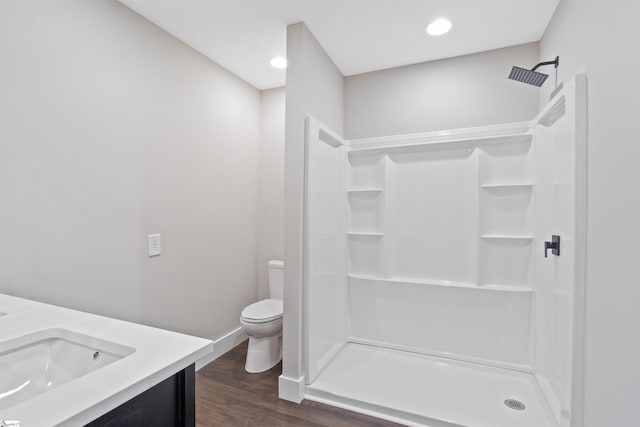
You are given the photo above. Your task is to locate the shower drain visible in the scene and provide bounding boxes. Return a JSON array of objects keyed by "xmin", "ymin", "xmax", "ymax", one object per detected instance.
[{"xmin": 504, "ymin": 399, "xmax": 526, "ymax": 411}]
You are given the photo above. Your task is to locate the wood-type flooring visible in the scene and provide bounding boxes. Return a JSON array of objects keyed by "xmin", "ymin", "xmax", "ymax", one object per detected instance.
[{"xmin": 196, "ymin": 341, "xmax": 402, "ymax": 427}]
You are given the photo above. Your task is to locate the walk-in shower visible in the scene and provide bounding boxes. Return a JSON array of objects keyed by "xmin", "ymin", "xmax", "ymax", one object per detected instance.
[{"xmin": 300, "ymin": 75, "xmax": 586, "ymax": 427}]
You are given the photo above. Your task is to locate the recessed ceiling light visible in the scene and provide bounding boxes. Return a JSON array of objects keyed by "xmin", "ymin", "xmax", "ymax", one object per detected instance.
[
  {"xmin": 270, "ymin": 56, "xmax": 287, "ymax": 69},
  {"xmin": 426, "ymin": 18, "xmax": 452, "ymax": 36}
]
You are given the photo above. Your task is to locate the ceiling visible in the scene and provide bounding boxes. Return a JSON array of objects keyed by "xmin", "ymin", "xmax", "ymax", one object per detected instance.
[{"xmin": 119, "ymin": 0, "xmax": 560, "ymax": 90}]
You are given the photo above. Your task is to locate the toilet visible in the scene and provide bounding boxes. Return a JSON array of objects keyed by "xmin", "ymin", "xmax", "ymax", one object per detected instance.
[{"xmin": 240, "ymin": 260, "xmax": 284, "ymax": 373}]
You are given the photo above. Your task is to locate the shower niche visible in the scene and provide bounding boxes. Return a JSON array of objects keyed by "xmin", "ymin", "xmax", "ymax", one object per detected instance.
[{"xmin": 302, "ymin": 76, "xmax": 585, "ymax": 427}]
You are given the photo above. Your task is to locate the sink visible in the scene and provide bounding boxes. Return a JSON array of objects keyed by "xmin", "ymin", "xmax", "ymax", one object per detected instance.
[{"xmin": 0, "ymin": 329, "xmax": 135, "ymax": 410}]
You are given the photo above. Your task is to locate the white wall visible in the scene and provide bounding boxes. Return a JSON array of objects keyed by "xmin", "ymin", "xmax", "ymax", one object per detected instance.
[
  {"xmin": 539, "ymin": 2, "xmax": 640, "ymax": 426},
  {"xmin": 257, "ymin": 87, "xmax": 285, "ymax": 299},
  {"xmin": 281, "ymin": 22, "xmax": 344, "ymax": 402},
  {"xmin": 344, "ymin": 43, "xmax": 540, "ymax": 139},
  {"xmin": 0, "ymin": 0, "xmax": 262, "ymax": 341}
]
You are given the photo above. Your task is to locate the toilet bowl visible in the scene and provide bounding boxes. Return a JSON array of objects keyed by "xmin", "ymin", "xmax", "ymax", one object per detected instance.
[
  {"xmin": 240, "ymin": 299, "xmax": 283, "ymax": 373},
  {"xmin": 240, "ymin": 260, "xmax": 283, "ymax": 373}
]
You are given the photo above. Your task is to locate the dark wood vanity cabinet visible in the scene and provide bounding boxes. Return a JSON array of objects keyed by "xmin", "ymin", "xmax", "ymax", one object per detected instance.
[{"xmin": 86, "ymin": 364, "xmax": 195, "ymax": 427}]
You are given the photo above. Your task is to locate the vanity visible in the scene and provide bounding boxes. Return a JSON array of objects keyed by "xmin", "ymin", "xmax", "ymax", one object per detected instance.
[{"xmin": 0, "ymin": 294, "xmax": 213, "ymax": 426}]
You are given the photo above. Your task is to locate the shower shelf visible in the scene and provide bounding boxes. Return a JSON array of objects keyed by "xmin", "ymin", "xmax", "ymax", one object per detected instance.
[
  {"xmin": 347, "ymin": 188, "xmax": 384, "ymax": 193},
  {"xmin": 480, "ymin": 284, "xmax": 533, "ymax": 292},
  {"xmin": 347, "ymin": 273, "xmax": 382, "ymax": 281},
  {"xmin": 480, "ymin": 183, "xmax": 534, "ymax": 189},
  {"xmin": 347, "ymin": 274, "xmax": 532, "ymax": 293},
  {"xmin": 480, "ymin": 235, "xmax": 533, "ymax": 240},
  {"xmin": 347, "ymin": 232, "xmax": 384, "ymax": 237},
  {"xmin": 349, "ymin": 133, "xmax": 532, "ymax": 154}
]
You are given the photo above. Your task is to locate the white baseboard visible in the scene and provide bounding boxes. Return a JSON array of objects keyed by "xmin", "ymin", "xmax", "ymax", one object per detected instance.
[
  {"xmin": 278, "ymin": 374, "xmax": 305, "ymax": 403},
  {"xmin": 195, "ymin": 326, "xmax": 248, "ymax": 371}
]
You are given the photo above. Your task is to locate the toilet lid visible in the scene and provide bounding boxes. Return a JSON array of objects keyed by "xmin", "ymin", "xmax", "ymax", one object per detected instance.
[{"xmin": 241, "ymin": 299, "xmax": 283, "ymax": 323}]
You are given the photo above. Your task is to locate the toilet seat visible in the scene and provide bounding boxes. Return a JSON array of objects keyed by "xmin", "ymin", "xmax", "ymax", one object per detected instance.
[{"xmin": 240, "ymin": 299, "xmax": 283, "ymax": 323}]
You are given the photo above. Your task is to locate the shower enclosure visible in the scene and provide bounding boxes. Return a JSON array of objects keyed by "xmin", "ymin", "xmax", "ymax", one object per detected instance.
[{"xmin": 301, "ymin": 75, "xmax": 586, "ymax": 427}]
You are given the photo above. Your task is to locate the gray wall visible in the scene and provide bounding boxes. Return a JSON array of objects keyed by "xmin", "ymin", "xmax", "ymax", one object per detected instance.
[
  {"xmin": 0, "ymin": 0, "xmax": 262, "ymax": 341},
  {"xmin": 257, "ymin": 87, "xmax": 285, "ymax": 299},
  {"xmin": 540, "ymin": 1, "xmax": 640, "ymax": 426},
  {"xmin": 281, "ymin": 22, "xmax": 344, "ymax": 401},
  {"xmin": 344, "ymin": 43, "xmax": 540, "ymax": 139}
]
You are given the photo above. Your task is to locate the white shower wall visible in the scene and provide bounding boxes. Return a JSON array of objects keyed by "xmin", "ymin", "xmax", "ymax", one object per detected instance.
[
  {"xmin": 346, "ymin": 130, "xmax": 535, "ymax": 369},
  {"xmin": 304, "ymin": 118, "xmax": 348, "ymax": 383},
  {"xmin": 530, "ymin": 92, "xmax": 580, "ymax": 425}
]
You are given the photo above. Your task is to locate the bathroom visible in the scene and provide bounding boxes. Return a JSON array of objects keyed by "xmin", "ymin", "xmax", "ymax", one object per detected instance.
[{"xmin": 1, "ymin": 0, "xmax": 639, "ymax": 426}]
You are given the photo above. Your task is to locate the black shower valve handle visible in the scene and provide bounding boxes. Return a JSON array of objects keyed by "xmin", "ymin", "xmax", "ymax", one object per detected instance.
[
  {"xmin": 544, "ymin": 235, "xmax": 561, "ymax": 258},
  {"xmin": 544, "ymin": 241, "xmax": 553, "ymax": 258}
]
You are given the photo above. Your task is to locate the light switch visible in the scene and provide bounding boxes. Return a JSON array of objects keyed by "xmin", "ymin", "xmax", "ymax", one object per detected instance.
[{"xmin": 148, "ymin": 234, "xmax": 161, "ymax": 257}]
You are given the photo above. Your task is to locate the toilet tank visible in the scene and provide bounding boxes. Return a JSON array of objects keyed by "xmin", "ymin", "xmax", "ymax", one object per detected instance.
[{"xmin": 268, "ymin": 260, "xmax": 284, "ymax": 300}]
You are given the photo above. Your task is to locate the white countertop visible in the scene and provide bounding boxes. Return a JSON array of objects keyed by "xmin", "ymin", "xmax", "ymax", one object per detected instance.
[{"xmin": 0, "ymin": 293, "xmax": 213, "ymax": 426}]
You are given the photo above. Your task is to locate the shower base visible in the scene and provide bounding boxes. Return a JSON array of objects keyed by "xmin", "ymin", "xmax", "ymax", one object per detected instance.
[{"xmin": 305, "ymin": 343, "xmax": 555, "ymax": 427}]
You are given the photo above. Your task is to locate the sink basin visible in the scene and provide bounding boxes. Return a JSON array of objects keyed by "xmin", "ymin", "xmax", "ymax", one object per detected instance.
[{"xmin": 0, "ymin": 329, "xmax": 135, "ymax": 410}]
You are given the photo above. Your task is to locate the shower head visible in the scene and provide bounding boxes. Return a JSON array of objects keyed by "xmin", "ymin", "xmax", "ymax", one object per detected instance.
[
  {"xmin": 508, "ymin": 66, "xmax": 549, "ymax": 87},
  {"xmin": 508, "ymin": 56, "xmax": 559, "ymax": 87}
]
